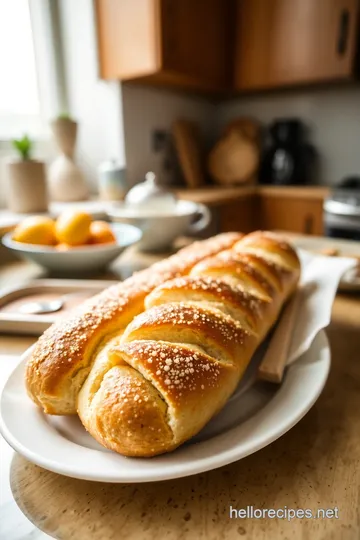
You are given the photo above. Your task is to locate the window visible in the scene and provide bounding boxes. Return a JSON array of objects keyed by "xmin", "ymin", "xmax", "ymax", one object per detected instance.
[{"xmin": 0, "ymin": 0, "xmax": 66, "ymax": 139}]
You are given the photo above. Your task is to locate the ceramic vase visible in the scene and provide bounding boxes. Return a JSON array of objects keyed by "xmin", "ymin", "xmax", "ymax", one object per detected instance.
[
  {"xmin": 48, "ymin": 118, "xmax": 88, "ymax": 202},
  {"xmin": 6, "ymin": 159, "xmax": 48, "ymax": 213}
]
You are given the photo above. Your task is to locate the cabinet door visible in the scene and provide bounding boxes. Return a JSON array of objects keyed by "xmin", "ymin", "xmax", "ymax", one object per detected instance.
[
  {"xmin": 96, "ymin": 0, "xmax": 160, "ymax": 80},
  {"xmin": 259, "ymin": 197, "xmax": 324, "ymax": 235},
  {"xmin": 218, "ymin": 198, "xmax": 257, "ymax": 233},
  {"xmin": 235, "ymin": 0, "xmax": 359, "ymax": 90},
  {"xmin": 160, "ymin": 0, "xmax": 232, "ymax": 89}
]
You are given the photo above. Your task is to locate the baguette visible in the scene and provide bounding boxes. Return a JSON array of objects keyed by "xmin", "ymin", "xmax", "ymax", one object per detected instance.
[
  {"xmin": 76, "ymin": 231, "xmax": 300, "ymax": 456},
  {"xmin": 25, "ymin": 233, "xmax": 243, "ymax": 415},
  {"xmin": 26, "ymin": 231, "xmax": 300, "ymax": 457}
]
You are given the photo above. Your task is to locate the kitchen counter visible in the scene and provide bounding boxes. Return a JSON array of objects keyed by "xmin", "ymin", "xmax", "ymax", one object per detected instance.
[{"xmin": 0, "ymin": 238, "xmax": 360, "ymax": 539}]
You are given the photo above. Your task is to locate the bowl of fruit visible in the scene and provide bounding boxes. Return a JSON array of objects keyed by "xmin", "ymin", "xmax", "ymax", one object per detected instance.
[{"xmin": 2, "ymin": 211, "xmax": 142, "ymax": 274}]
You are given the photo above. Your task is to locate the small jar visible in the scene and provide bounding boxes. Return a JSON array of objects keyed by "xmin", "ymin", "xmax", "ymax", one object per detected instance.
[{"xmin": 98, "ymin": 160, "xmax": 127, "ymax": 201}]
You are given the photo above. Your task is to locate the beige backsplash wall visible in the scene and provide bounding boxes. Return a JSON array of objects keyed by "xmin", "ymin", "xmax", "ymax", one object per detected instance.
[
  {"xmin": 216, "ymin": 86, "xmax": 360, "ymax": 186},
  {"xmin": 121, "ymin": 84, "xmax": 217, "ymax": 187},
  {"xmin": 122, "ymin": 84, "xmax": 360, "ymax": 188},
  {"xmin": 2, "ymin": 82, "xmax": 360, "ymax": 209}
]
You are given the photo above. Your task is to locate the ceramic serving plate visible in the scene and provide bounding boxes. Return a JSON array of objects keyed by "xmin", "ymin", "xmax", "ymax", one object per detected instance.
[{"xmin": 0, "ymin": 331, "xmax": 330, "ymax": 483}]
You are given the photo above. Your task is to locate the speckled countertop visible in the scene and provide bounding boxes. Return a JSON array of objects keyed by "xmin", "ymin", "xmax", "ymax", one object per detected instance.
[{"xmin": 0, "ymin": 354, "xmax": 51, "ymax": 540}]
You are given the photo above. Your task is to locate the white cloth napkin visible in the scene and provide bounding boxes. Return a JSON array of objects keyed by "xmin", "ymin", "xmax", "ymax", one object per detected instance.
[{"xmin": 287, "ymin": 250, "xmax": 356, "ymax": 365}]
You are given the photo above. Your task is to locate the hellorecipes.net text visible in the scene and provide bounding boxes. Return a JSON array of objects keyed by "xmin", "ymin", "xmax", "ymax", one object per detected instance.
[{"xmin": 230, "ymin": 506, "xmax": 339, "ymax": 521}]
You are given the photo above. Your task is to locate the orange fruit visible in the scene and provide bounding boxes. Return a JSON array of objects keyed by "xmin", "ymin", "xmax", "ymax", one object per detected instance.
[
  {"xmin": 55, "ymin": 243, "xmax": 73, "ymax": 251},
  {"xmin": 55, "ymin": 210, "xmax": 92, "ymax": 246},
  {"xmin": 89, "ymin": 221, "xmax": 116, "ymax": 245},
  {"xmin": 12, "ymin": 216, "xmax": 56, "ymax": 246}
]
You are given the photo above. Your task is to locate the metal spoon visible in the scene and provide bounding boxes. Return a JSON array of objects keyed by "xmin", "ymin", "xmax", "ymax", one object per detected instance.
[{"xmin": 18, "ymin": 292, "xmax": 89, "ymax": 315}]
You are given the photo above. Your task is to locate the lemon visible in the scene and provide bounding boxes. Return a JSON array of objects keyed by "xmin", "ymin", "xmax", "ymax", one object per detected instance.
[
  {"xmin": 12, "ymin": 216, "xmax": 56, "ymax": 246},
  {"xmin": 55, "ymin": 210, "xmax": 92, "ymax": 246},
  {"xmin": 89, "ymin": 221, "xmax": 116, "ymax": 245}
]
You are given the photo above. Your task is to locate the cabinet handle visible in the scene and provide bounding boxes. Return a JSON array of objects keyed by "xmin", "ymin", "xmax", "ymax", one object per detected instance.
[
  {"xmin": 304, "ymin": 214, "xmax": 314, "ymax": 235},
  {"xmin": 337, "ymin": 8, "xmax": 350, "ymax": 56}
]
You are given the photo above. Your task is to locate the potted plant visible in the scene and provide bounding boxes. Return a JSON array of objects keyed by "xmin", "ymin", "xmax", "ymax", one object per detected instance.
[
  {"xmin": 48, "ymin": 113, "xmax": 88, "ymax": 202},
  {"xmin": 5, "ymin": 135, "xmax": 48, "ymax": 213}
]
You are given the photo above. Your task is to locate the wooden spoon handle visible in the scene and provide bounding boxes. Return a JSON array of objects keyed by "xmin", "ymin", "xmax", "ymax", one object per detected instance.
[{"xmin": 258, "ymin": 291, "xmax": 300, "ymax": 383}]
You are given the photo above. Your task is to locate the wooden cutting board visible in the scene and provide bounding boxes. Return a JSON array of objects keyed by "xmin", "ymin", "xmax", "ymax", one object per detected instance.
[
  {"xmin": 208, "ymin": 129, "xmax": 259, "ymax": 185},
  {"xmin": 172, "ymin": 119, "xmax": 205, "ymax": 188},
  {"xmin": 223, "ymin": 117, "xmax": 262, "ymax": 146}
]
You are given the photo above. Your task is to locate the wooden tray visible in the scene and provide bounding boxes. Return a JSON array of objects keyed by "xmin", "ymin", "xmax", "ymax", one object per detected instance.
[{"xmin": 0, "ymin": 279, "xmax": 116, "ymax": 335}]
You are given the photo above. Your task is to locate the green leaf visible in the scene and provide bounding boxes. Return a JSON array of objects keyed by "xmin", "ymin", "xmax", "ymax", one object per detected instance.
[{"xmin": 12, "ymin": 134, "xmax": 33, "ymax": 160}]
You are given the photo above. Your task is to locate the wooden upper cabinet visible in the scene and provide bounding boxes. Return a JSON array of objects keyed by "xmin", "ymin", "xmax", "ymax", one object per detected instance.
[
  {"xmin": 95, "ymin": 0, "xmax": 232, "ymax": 92},
  {"xmin": 234, "ymin": 0, "xmax": 360, "ymax": 91},
  {"xmin": 95, "ymin": 0, "xmax": 160, "ymax": 80}
]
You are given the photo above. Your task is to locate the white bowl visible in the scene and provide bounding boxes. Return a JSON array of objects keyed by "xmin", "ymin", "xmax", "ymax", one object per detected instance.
[
  {"xmin": 108, "ymin": 200, "xmax": 211, "ymax": 251},
  {"xmin": 2, "ymin": 223, "xmax": 142, "ymax": 274}
]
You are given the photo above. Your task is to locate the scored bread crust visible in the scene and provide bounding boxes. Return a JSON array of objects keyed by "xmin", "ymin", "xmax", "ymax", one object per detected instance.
[
  {"xmin": 76, "ymin": 231, "xmax": 300, "ymax": 456},
  {"xmin": 25, "ymin": 232, "xmax": 243, "ymax": 415},
  {"xmin": 26, "ymin": 230, "xmax": 300, "ymax": 457}
]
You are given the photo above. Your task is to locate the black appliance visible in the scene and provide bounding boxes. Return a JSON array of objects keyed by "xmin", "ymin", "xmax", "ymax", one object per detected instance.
[{"xmin": 259, "ymin": 118, "xmax": 316, "ymax": 185}]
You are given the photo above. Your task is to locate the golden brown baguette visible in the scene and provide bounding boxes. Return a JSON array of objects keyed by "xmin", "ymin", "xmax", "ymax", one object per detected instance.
[
  {"xmin": 25, "ymin": 232, "xmax": 243, "ymax": 415},
  {"xmin": 76, "ymin": 231, "xmax": 300, "ymax": 456}
]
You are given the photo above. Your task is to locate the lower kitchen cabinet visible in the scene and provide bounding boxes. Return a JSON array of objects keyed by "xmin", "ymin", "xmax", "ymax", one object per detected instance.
[
  {"xmin": 218, "ymin": 198, "xmax": 257, "ymax": 233},
  {"xmin": 258, "ymin": 195, "xmax": 325, "ymax": 235},
  {"xmin": 177, "ymin": 186, "xmax": 328, "ymax": 235}
]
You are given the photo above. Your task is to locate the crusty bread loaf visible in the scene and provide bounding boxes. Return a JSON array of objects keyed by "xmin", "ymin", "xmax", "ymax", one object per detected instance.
[
  {"xmin": 78, "ymin": 231, "xmax": 299, "ymax": 456},
  {"xmin": 25, "ymin": 233, "xmax": 243, "ymax": 415},
  {"xmin": 26, "ymin": 231, "xmax": 300, "ymax": 457}
]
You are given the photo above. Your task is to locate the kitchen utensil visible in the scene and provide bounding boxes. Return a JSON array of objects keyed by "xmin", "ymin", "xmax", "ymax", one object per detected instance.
[
  {"xmin": 258, "ymin": 291, "xmax": 301, "ymax": 383},
  {"xmin": 208, "ymin": 130, "xmax": 259, "ymax": 185},
  {"xmin": 0, "ymin": 279, "xmax": 116, "ymax": 335},
  {"xmin": 223, "ymin": 117, "xmax": 262, "ymax": 146},
  {"xmin": 172, "ymin": 119, "xmax": 205, "ymax": 188},
  {"xmin": 2, "ymin": 223, "xmax": 142, "ymax": 274},
  {"xmin": 17, "ymin": 292, "xmax": 89, "ymax": 315}
]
